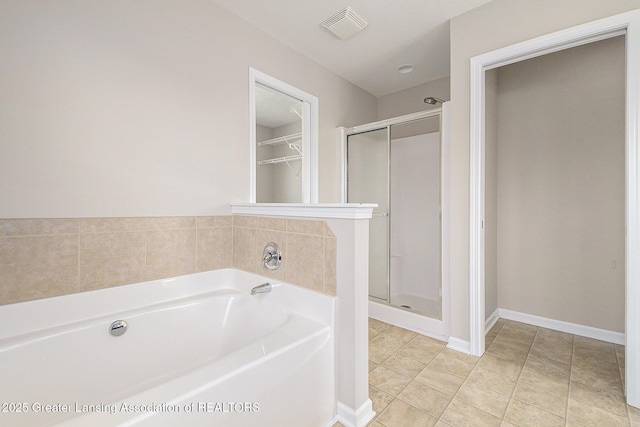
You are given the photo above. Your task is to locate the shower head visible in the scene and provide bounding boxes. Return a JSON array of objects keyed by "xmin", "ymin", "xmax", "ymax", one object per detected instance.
[{"xmin": 424, "ymin": 97, "xmax": 445, "ymax": 105}]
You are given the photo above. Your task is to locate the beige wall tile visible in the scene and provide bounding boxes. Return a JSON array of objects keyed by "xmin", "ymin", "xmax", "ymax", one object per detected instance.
[
  {"xmin": 287, "ymin": 218, "xmax": 324, "ymax": 235},
  {"xmin": 196, "ymin": 227, "xmax": 233, "ymax": 272},
  {"xmin": 1, "ymin": 215, "xmax": 243, "ymax": 304},
  {"xmin": 229, "ymin": 215, "xmax": 336, "ymax": 296},
  {"xmin": 197, "ymin": 215, "xmax": 232, "ymax": 228},
  {"xmin": 79, "ymin": 217, "xmax": 146, "ymax": 233},
  {"xmin": 79, "ymin": 232, "xmax": 146, "ymax": 292},
  {"xmin": 235, "ymin": 215, "xmax": 285, "ymax": 230},
  {"xmin": 233, "ymin": 215, "xmax": 260, "ymax": 229},
  {"xmin": 257, "ymin": 217, "xmax": 286, "ymax": 232},
  {"xmin": 255, "ymin": 230, "xmax": 287, "ymax": 281},
  {"xmin": 0, "ymin": 214, "xmax": 334, "ymax": 303},
  {"xmin": 324, "ymin": 236, "xmax": 337, "ymax": 296},
  {"xmin": 233, "ymin": 226, "xmax": 257, "ymax": 273},
  {"xmin": 286, "ymin": 233, "xmax": 323, "ymax": 293},
  {"xmin": 0, "ymin": 218, "xmax": 78, "ymax": 236},
  {"xmin": 145, "ymin": 216, "xmax": 196, "ymax": 230},
  {"xmin": 146, "ymin": 228, "xmax": 196, "ymax": 280},
  {"xmin": 0, "ymin": 235, "xmax": 78, "ymax": 304}
]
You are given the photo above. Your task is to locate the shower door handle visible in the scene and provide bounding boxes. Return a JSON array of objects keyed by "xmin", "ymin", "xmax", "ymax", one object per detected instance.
[{"xmin": 372, "ymin": 213, "xmax": 389, "ymax": 217}]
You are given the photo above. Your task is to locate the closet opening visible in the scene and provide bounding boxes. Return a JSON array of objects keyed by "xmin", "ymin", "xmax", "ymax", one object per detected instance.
[{"xmin": 469, "ymin": 10, "xmax": 640, "ymax": 407}]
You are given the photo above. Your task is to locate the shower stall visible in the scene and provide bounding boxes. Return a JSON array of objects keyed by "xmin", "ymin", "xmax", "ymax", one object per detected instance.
[{"xmin": 341, "ymin": 106, "xmax": 450, "ymax": 339}]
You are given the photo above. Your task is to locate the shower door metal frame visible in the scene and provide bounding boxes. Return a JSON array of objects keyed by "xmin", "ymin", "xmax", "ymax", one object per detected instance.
[
  {"xmin": 344, "ymin": 126, "xmax": 391, "ymax": 304},
  {"xmin": 342, "ymin": 108, "xmax": 444, "ymax": 313}
]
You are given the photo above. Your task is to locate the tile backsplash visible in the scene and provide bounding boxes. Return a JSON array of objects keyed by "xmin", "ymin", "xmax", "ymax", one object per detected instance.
[
  {"xmin": 0, "ymin": 215, "xmax": 336, "ymax": 305},
  {"xmin": 232, "ymin": 215, "xmax": 337, "ymax": 296}
]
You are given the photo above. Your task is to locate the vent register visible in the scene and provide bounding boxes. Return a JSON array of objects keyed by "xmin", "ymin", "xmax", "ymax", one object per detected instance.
[{"xmin": 320, "ymin": 7, "xmax": 368, "ymax": 40}]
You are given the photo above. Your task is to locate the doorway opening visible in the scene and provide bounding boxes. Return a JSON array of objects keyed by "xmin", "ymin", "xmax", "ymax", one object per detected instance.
[{"xmin": 469, "ymin": 10, "xmax": 640, "ymax": 407}]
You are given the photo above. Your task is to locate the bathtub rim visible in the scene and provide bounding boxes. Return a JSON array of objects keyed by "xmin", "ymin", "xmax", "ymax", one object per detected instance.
[{"xmin": 0, "ymin": 268, "xmax": 336, "ymax": 342}]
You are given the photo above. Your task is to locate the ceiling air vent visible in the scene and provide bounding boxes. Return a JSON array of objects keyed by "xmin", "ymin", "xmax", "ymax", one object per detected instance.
[{"xmin": 320, "ymin": 7, "xmax": 368, "ymax": 40}]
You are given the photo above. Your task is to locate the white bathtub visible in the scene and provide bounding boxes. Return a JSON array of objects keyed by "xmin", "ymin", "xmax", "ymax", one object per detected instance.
[{"xmin": 0, "ymin": 269, "xmax": 336, "ymax": 427}]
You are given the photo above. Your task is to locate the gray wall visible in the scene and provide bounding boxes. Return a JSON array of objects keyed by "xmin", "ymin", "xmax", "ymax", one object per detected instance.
[
  {"xmin": 377, "ymin": 76, "xmax": 450, "ymax": 120},
  {"xmin": 495, "ymin": 36, "xmax": 625, "ymax": 332},
  {"xmin": 0, "ymin": 0, "xmax": 377, "ymax": 218}
]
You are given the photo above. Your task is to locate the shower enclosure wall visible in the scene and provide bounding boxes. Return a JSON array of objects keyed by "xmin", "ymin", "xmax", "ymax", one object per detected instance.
[{"xmin": 341, "ymin": 107, "xmax": 450, "ymax": 339}]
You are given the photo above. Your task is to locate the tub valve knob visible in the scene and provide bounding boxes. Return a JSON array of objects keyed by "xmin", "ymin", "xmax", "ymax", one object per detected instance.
[{"xmin": 262, "ymin": 242, "xmax": 282, "ymax": 270}]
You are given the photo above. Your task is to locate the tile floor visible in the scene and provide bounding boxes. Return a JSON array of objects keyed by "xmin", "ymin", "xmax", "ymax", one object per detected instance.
[{"xmin": 335, "ymin": 318, "xmax": 640, "ymax": 426}]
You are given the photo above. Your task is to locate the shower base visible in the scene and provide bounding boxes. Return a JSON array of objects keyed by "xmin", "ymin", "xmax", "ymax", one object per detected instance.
[
  {"xmin": 390, "ymin": 294, "xmax": 440, "ymax": 319},
  {"xmin": 369, "ymin": 298, "xmax": 448, "ymax": 342}
]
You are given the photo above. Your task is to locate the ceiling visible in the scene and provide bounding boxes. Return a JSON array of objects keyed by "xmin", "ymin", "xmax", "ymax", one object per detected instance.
[{"xmin": 212, "ymin": 0, "xmax": 493, "ymax": 97}]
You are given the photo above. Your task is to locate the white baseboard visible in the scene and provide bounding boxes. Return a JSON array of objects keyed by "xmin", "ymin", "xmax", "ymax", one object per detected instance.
[
  {"xmin": 485, "ymin": 308, "xmax": 500, "ymax": 334},
  {"xmin": 447, "ymin": 337, "xmax": 471, "ymax": 354},
  {"xmin": 336, "ymin": 400, "xmax": 375, "ymax": 427},
  {"xmin": 499, "ymin": 308, "xmax": 625, "ymax": 345}
]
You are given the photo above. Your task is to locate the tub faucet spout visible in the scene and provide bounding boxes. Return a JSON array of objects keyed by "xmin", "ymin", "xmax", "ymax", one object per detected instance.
[{"xmin": 251, "ymin": 282, "xmax": 271, "ymax": 295}]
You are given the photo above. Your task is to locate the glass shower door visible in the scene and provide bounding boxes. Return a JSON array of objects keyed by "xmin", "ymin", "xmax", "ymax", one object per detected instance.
[{"xmin": 346, "ymin": 128, "xmax": 389, "ymax": 302}]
